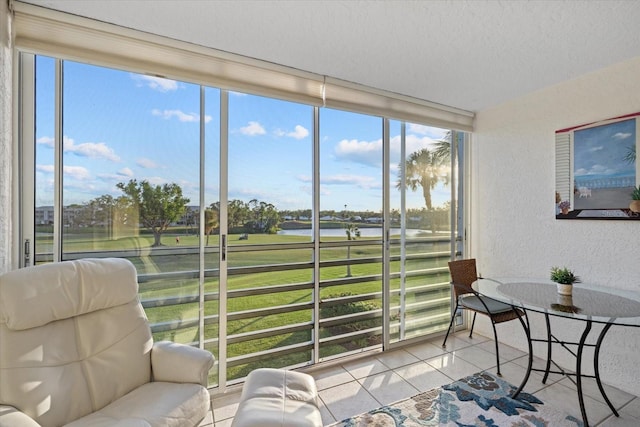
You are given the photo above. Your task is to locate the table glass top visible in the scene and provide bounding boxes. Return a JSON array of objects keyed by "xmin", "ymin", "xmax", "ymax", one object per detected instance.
[{"xmin": 475, "ymin": 278, "xmax": 640, "ymax": 326}]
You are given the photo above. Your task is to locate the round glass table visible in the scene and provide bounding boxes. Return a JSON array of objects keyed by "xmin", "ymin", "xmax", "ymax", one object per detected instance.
[{"xmin": 474, "ymin": 278, "xmax": 640, "ymax": 426}]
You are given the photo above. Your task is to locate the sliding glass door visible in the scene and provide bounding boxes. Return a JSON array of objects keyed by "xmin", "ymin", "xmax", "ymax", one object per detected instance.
[
  {"xmin": 19, "ymin": 52, "xmax": 465, "ymax": 389},
  {"xmin": 388, "ymin": 121, "xmax": 458, "ymax": 344}
]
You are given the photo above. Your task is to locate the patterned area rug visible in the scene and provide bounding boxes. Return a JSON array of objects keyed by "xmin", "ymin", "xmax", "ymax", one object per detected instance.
[{"xmin": 327, "ymin": 371, "xmax": 583, "ymax": 426}]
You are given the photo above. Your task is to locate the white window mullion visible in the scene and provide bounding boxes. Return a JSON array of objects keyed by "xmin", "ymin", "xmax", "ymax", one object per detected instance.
[
  {"xmin": 399, "ymin": 122, "xmax": 407, "ymax": 340},
  {"xmin": 217, "ymin": 89, "xmax": 229, "ymax": 390},
  {"xmin": 382, "ymin": 118, "xmax": 391, "ymax": 349},
  {"xmin": 198, "ymin": 86, "xmax": 206, "ymax": 349},
  {"xmin": 312, "ymin": 106, "xmax": 320, "ymax": 364},
  {"xmin": 53, "ymin": 58, "xmax": 63, "ymax": 262},
  {"xmin": 17, "ymin": 53, "xmax": 35, "ymax": 268}
]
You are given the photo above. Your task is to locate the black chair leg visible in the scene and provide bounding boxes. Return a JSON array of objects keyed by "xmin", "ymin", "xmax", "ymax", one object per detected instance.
[
  {"xmin": 442, "ymin": 302, "xmax": 459, "ymax": 348},
  {"xmin": 469, "ymin": 312, "xmax": 477, "ymax": 338},
  {"xmin": 490, "ymin": 321, "xmax": 502, "ymax": 376}
]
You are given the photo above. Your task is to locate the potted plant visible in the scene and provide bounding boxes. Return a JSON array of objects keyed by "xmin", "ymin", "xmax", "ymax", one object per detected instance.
[
  {"xmin": 630, "ymin": 186, "xmax": 640, "ymax": 213},
  {"xmin": 550, "ymin": 266, "xmax": 580, "ymax": 296},
  {"xmin": 558, "ymin": 200, "xmax": 571, "ymax": 215}
]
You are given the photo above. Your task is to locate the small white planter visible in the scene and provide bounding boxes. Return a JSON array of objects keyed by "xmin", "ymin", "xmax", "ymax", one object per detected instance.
[{"xmin": 556, "ymin": 283, "xmax": 573, "ymax": 296}]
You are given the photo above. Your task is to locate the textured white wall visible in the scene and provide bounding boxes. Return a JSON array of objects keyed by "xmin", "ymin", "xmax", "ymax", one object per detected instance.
[
  {"xmin": 471, "ymin": 56, "xmax": 640, "ymax": 395},
  {"xmin": 0, "ymin": 1, "xmax": 13, "ymax": 274}
]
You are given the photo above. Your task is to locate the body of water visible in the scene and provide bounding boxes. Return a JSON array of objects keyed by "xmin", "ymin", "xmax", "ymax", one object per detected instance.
[{"xmin": 277, "ymin": 228, "xmax": 431, "ymax": 237}]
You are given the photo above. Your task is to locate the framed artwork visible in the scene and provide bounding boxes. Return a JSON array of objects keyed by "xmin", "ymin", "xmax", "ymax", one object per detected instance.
[{"xmin": 555, "ymin": 112, "xmax": 640, "ymax": 220}]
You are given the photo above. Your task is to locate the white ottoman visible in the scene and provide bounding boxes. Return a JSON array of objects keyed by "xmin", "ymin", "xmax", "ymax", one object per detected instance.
[{"xmin": 231, "ymin": 368, "xmax": 322, "ymax": 427}]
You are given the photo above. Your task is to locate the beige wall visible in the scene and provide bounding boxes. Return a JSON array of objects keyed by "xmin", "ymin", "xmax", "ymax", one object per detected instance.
[{"xmin": 471, "ymin": 55, "xmax": 640, "ymax": 395}]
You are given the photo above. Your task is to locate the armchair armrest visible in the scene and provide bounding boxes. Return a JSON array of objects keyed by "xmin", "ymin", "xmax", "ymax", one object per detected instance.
[
  {"xmin": 0, "ymin": 406, "xmax": 41, "ymax": 427},
  {"xmin": 151, "ymin": 341, "xmax": 215, "ymax": 387}
]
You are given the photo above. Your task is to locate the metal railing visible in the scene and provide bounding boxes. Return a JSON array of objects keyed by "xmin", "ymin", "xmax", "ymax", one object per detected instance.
[{"xmin": 36, "ymin": 235, "xmax": 453, "ymax": 384}]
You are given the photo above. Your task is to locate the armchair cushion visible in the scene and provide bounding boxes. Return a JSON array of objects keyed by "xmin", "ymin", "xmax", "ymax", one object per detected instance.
[
  {"xmin": 0, "ymin": 257, "xmax": 137, "ymax": 330},
  {"xmin": 64, "ymin": 382, "xmax": 209, "ymax": 427}
]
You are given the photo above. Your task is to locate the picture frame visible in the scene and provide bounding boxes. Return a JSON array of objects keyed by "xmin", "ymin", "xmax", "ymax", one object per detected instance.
[{"xmin": 555, "ymin": 112, "xmax": 640, "ymax": 220}]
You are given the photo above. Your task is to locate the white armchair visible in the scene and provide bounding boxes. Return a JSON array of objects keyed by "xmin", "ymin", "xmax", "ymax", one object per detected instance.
[{"xmin": 0, "ymin": 258, "xmax": 214, "ymax": 427}]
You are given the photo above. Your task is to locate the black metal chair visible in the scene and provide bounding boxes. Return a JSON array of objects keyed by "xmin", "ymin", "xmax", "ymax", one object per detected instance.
[{"xmin": 442, "ymin": 258, "xmax": 522, "ymax": 376}]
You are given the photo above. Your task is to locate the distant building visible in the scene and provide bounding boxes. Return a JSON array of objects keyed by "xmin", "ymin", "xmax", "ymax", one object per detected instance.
[{"xmin": 35, "ymin": 206, "xmax": 54, "ymax": 225}]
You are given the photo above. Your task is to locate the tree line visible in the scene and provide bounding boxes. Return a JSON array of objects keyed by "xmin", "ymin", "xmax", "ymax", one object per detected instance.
[
  {"xmin": 69, "ymin": 136, "xmax": 453, "ymax": 246},
  {"xmin": 74, "ymin": 180, "xmax": 281, "ymax": 247}
]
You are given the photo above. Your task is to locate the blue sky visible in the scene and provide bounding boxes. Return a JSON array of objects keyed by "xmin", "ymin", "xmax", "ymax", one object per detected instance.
[
  {"xmin": 35, "ymin": 57, "xmax": 452, "ymax": 212},
  {"xmin": 574, "ymin": 118, "xmax": 636, "ymax": 180}
]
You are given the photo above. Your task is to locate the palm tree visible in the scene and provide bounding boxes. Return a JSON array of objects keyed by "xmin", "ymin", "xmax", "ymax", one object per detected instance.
[
  {"xmin": 432, "ymin": 131, "xmax": 452, "ymax": 160},
  {"xmin": 345, "ymin": 223, "xmax": 360, "ymax": 277},
  {"xmin": 396, "ymin": 132, "xmax": 452, "ymax": 211},
  {"xmin": 396, "ymin": 148, "xmax": 444, "ymax": 210},
  {"xmin": 624, "ymin": 145, "xmax": 636, "ymax": 164}
]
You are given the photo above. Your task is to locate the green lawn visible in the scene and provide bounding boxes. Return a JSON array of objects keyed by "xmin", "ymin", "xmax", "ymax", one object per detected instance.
[{"xmin": 39, "ymin": 228, "xmax": 452, "ymax": 383}]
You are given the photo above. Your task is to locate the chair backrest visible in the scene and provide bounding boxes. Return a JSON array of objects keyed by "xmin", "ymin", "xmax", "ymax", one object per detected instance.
[
  {"xmin": 448, "ymin": 258, "xmax": 478, "ymax": 298},
  {"xmin": 0, "ymin": 258, "xmax": 153, "ymax": 427}
]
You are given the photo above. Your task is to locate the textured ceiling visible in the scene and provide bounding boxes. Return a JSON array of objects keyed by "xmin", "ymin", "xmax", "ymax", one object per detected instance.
[{"xmin": 22, "ymin": 0, "xmax": 640, "ymax": 112}]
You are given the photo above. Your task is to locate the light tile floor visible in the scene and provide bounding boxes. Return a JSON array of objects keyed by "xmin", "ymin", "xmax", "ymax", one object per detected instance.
[{"xmin": 203, "ymin": 332, "xmax": 640, "ymax": 426}]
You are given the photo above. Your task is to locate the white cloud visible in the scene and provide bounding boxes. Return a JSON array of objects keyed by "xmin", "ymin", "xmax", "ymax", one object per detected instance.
[
  {"xmin": 132, "ymin": 74, "xmax": 178, "ymax": 92},
  {"xmin": 590, "ymin": 164, "xmax": 608, "ymax": 174},
  {"xmin": 613, "ymin": 132, "xmax": 632, "ymax": 140},
  {"xmin": 64, "ymin": 138, "xmax": 120, "ymax": 162},
  {"xmin": 229, "ymin": 187, "xmax": 269, "ymax": 201},
  {"xmin": 137, "ymin": 158, "xmax": 161, "ymax": 169},
  {"xmin": 118, "ymin": 167, "xmax": 134, "ymax": 177},
  {"xmin": 575, "ymin": 168, "xmax": 588, "ymax": 176},
  {"xmin": 37, "ymin": 136, "xmax": 120, "ymax": 162},
  {"xmin": 287, "ymin": 125, "xmax": 309, "ymax": 139},
  {"xmin": 407, "ymin": 124, "xmax": 449, "ymax": 140},
  {"xmin": 36, "ymin": 164, "xmax": 54, "ymax": 173},
  {"xmin": 146, "ymin": 176, "xmax": 168, "ymax": 186},
  {"xmin": 577, "ymin": 163, "xmax": 618, "ymax": 176},
  {"xmin": 588, "ymin": 146, "xmax": 604, "ymax": 152},
  {"xmin": 334, "ymin": 138, "xmax": 382, "ymax": 167},
  {"xmin": 405, "ymin": 134, "xmax": 438, "ymax": 153},
  {"xmin": 319, "ymin": 186, "xmax": 332, "ymax": 196},
  {"xmin": 152, "ymin": 109, "xmax": 212, "ymax": 123},
  {"xmin": 37, "ymin": 136, "xmax": 54, "ymax": 147},
  {"xmin": 63, "ymin": 165, "xmax": 91, "ymax": 180},
  {"xmin": 97, "ymin": 172, "xmax": 126, "ymax": 181},
  {"xmin": 321, "ymin": 174, "xmax": 379, "ymax": 190},
  {"xmin": 388, "ymin": 134, "xmax": 442, "ymax": 165},
  {"xmin": 335, "ymin": 133, "xmax": 446, "ymax": 170},
  {"xmin": 240, "ymin": 121, "xmax": 266, "ymax": 136}
]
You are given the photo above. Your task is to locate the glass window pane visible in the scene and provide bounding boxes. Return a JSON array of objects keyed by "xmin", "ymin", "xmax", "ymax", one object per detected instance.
[
  {"xmin": 318, "ymin": 109, "xmax": 383, "ymax": 359},
  {"xmin": 34, "ymin": 55, "xmax": 56, "ymax": 264},
  {"xmin": 226, "ymin": 93, "xmax": 313, "ymax": 377},
  {"xmin": 58, "ymin": 61, "xmax": 212, "ymax": 354},
  {"xmin": 204, "ymin": 86, "xmax": 221, "ymax": 386},
  {"xmin": 389, "ymin": 121, "xmax": 454, "ymax": 342}
]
